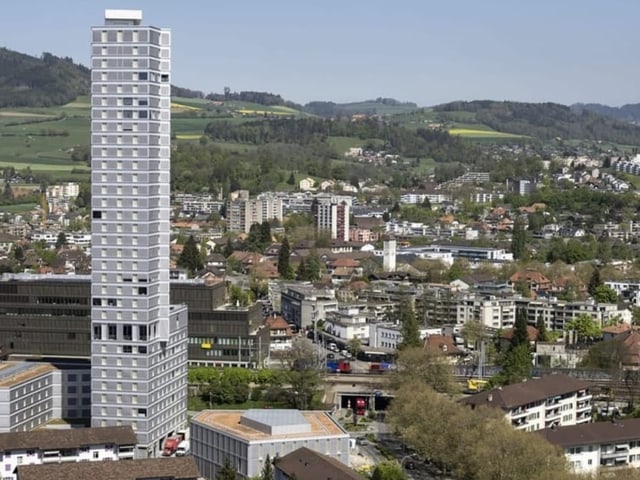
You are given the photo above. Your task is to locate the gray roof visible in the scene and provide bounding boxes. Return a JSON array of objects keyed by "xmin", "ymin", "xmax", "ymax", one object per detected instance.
[
  {"xmin": 0, "ymin": 426, "xmax": 137, "ymax": 451},
  {"xmin": 240, "ymin": 409, "xmax": 310, "ymax": 435},
  {"xmin": 276, "ymin": 447, "xmax": 363, "ymax": 480},
  {"xmin": 540, "ymin": 418, "xmax": 640, "ymax": 447},
  {"xmin": 460, "ymin": 374, "xmax": 592, "ymax": 411},
  {"xmin": 16, "ymin": 456, "xmax": 201, "ymax": 480}
]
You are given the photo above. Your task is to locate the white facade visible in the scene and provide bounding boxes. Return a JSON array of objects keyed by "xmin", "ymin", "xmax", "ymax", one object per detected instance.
[
  {"xmin": 227, "ymin": 193, "xmax": 284, "ymax": 233},
  {"xmin": 314, "ymin": 194, "xmax": 350, "ymax": 241},
  {"xmin": 90, "ymin": 9, "xmax": 188, "ymax": 458},
  {"xmin": 0, "ymin": 426, "xmax": 136, "ymax": 480},
  {"xmin": 324, "ymin": 307, "xmax": 369, "ymax": 342},
  {"xmin": 382, "ymin": 238, "xmax": 396, "ymax": 272},
  {"xmin": 543, "ymin": 419, "xmax": 640, "ymax": 474},
  {"xmin": 462, "ymin": 375, "xmax": 592, "ymax": 432}
]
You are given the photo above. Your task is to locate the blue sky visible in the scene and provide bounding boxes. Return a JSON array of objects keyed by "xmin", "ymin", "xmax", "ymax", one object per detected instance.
[{"xmin": 2, "ymin": 0, "xmax": 639, "ymax": 107}]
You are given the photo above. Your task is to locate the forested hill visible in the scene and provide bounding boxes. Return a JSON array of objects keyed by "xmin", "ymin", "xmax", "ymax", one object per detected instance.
[
  {"xmin": 304, "ymin": 98, "xmax": 419, "ymax": 117},
  {"xmin": 434, "ymin": 100, "xmax": 640, "ymax": 145},
  {"xmin": 571, "ymin": 102, "xmax": 640, "ymax": 124},
  {"xmin": 0, "ymin": 47, "xmax": 205, "ymax": 108},
  {"xmin": 0, "ymin": 48, "xmax": 90, "ymax": 107}
]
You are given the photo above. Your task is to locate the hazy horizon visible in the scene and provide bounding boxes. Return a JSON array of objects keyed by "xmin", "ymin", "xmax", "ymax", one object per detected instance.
[{"xmin": 1, "ymin": 0, "xmax": 639, "ymax": 108}]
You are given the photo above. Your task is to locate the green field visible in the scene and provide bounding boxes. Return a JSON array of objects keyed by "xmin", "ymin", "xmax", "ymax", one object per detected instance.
[{"xmin": 0, "ymin": 95, "xmax": 312, "ymax": 181}]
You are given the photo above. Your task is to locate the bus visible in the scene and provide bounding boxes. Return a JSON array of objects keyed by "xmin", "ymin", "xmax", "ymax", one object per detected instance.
[{"xmin": 357, "ymin": 350, "xmax": 395, "ymax": 363}]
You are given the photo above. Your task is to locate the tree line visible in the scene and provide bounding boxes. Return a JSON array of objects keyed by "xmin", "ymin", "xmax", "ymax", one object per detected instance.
[
  {"xmin": 204, "ymin": 117, "xmax": 479, "ymax": 163},
  {"xmin": 434, "ymin": 100, "xmax": 640, "ymax": 145}
]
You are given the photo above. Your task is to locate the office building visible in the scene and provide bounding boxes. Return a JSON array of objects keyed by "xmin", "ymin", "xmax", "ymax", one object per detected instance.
[
  {"xmin": 191, "ymin": 409, "xmax": 350, "ymax": 479},
  {"xmin": 90, "ymin": 9, "xmax": 188, "ymax": 457}
]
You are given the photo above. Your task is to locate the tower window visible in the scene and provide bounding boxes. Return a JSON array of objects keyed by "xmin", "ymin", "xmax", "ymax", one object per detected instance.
[{"xmin": 92, "ymin": 211, "xmax": 102, "ymax": 219}]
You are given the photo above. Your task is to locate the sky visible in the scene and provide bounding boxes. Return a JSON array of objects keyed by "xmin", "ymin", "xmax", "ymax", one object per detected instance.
[{"xmin": 2, "ymin": 0, "xmax": 639, "ymax": 107}]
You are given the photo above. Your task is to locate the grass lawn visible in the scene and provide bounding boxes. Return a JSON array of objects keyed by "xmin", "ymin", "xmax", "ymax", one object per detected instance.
[{"xmin": 0, "ymin": 202, "xmax": 38, "ymax": 214}]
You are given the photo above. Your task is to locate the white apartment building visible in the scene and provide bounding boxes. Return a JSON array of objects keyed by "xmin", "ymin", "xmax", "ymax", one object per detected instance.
[
  {"xmin": 0, "ymin": 426, "xmax": 136, "ymax": 480},
  {"xmin": 313, "ymin": 194, "xmax": 351, "ymax": 241},
  {"xmin": 541, "ymin": 419, "xmax": 640, "ymax": 474},
  {"xmin": 90, "ymin": 9, "xmax": 188, "ymax": 458},
  {"xmin": 460, "ymin": 374, "xmax": 592, "ymax": 432},
  {"xmin": 456, "ymin": 295, "xmax": 517, "ymax": 330},
  {"xmin": 227, "ymin": 192, "xmax": 283, "ymax": 233},
  {"xmin": 324, "ymin": 307, "xmax": 369, "ymax": 342}
]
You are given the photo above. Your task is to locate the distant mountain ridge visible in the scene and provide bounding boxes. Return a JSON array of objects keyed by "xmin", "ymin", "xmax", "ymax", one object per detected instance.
[{"xmin": 571, "ymin": 102, "xmax": 640, "ymax": 123}]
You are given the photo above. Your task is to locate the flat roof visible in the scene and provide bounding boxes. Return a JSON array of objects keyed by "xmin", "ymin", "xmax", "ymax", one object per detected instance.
[
  {"xmin": 192, "ymin": 410, "xmax": 347, "ymax": 442},
  {"xmin": 0, "ymin": 362, "xmax": 56, "ymax": 388},
  {"xmin": 104, "ymin": 9, "xmax": 142, "ymax": 21}
]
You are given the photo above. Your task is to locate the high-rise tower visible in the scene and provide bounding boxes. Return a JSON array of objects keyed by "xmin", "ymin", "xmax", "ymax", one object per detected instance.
[{"xmin": 90, "ymin": 9, "xmax": 188, "ymax": 458}]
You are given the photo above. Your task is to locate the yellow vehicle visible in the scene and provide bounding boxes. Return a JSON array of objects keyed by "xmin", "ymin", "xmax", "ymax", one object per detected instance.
[{"xmin": 464, "ymin": 378, "xmax": 489, "ymax": 394}]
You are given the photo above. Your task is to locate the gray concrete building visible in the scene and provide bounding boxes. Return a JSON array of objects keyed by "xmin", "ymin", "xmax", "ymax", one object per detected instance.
[{"xmin": 191, "ymin": 409, "xmax": 350, "ymax": 480}]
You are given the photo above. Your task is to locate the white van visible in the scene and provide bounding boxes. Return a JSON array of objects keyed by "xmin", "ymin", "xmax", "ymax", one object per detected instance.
[
  {"xmin": 328, "ymin": 342, "xmax": 338, "ymax": 352},
  {"xmin": 175, "ymin": 440, "xmax": 190, "ymax": 457}
]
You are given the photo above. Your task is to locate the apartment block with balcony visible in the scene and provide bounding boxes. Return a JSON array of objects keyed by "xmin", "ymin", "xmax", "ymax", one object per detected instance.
[
  {"xmin": 0, "ymin": 426, "xmax": 136, "ymax": 480},
  {"xmin": 460, "ymin": 374, "xmax": 593, "ymax": 431},
  {"xmin": 541, "ymin": 418, "xmax": 640, "ymax": 474}
]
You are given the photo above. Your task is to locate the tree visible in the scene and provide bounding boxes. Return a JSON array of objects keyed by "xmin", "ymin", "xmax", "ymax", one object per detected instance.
[
  {"xmin": 511, "ymin": 217, "xmax": 526, "ymax": 260},
  {"xmin": 565, "ymin": 313, "xmax": 601, "ymax": 344},
  {"xmin": 260, "ymin": 454, "xmax": 274, "ymax": 480},
  {"xmin": 593, "ymin": 284, "xmax": 618, "ymax": 303},
  {"xmin": 535, "ymin": 315, "xmax": 548, "ymax": 342},
  {"xmin": 347, "ymin": 337, "xmax": 361, "ymax": 357},
  {"xmin": 282, "ymin": 337, "xmax": 323, "ymax": 410},
  {"xmin": 55, "ymin": 232, "xmax": 67, "ymax": 250},
  {"xmin": 278, "ymin": 237, "xmax": 293, "ymax": 279},
  {"xmin": 371, "ymin": 461, "xmax": 407, "ymax": 480},
  {"xmin": 177, "ymin": 235, "xmax": 203, "ymax": 275},
  {"xmin": 286, "ymin": 172, "xmax": 296, "ymax": 185},
  {"xmin": 397, "ymin": 297, "xmax": 421, "ymax": 350},
  {"xmin": 2, "ymin": 182, "xmax": 13, "ymax": 201},
  {"xmin": 216, "ymin": 456, "xmax": 237, "ymax": 480},
  {"xmin": 588, "ymin": 267, "xmax": 602, "ymax": 297},
  {"xmin": 500, "ymin": 344, "xmax": 532, "ymax": 385},
  {"xmin": 511, "ymin": 308, "xmax": 530, "ymax": 349}
]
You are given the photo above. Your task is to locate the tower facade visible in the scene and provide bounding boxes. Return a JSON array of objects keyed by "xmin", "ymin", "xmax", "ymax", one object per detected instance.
[
  {"xmin": 383, "ymin": 237, "xmax": 396, "ymax": 272},
  {"xmin": 90, "ymin": 9, "xmax": 188, "ymax": 457}
]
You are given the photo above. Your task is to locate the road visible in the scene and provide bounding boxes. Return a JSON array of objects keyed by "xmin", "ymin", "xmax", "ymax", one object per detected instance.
[{"xmin": 374, "ymin": 422, "xmax": 455, "ymax": 480}]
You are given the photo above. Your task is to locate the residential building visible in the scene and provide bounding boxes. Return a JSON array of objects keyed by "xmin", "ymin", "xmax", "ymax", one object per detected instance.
[
  {"xmin": 460, "ymin": 374, "xmax": 593, "ymax": 431},
  {"xmin": 275, "ymin": 447, "xmax": 363, "ymax": 480},
  {"xmin": 0, "ymin": 426, "xmax": 136, "ymax": 480},
  {"xmin": 191, "ymin": 409, "xmax": 350, "ymax": 480},
  {"xmin": 313, "ymin": 194, "xmax": 351, "ymax": 241},
  {"xmin": 540, "ymin": 418, "xmax": 640, "ymax": 474},
  {"xmin": 90, "ymin": 9, "xmax": 188, "ymax": 457},
  {"xmin": 280, "ymin": 285, "xmax": 338, "ymax": 331},
  {"xmin": 264, "ymin": 315, "xmax": 293, "ymax": 352},
  {"xmin": 227, "ymin": 191, "xmax": 283, "ymax": 233},
  {"xmin": 16, "ymin": 456, "xmax": 201, "ymax": 480},
  {"xmin": 324, "ymin": 306, "xmax": 369, "ymax": 342}
]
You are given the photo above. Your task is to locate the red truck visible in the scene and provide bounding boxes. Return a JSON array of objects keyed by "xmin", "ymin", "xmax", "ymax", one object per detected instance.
[
  {"xmin": 355, "ymin": 397, "xmax": 367, "ymax": 416},
  {"xmin": 326, "ymin": 359, "xmax": 352, "ymax": 374},
  {"xmin": 162, "ymin": 434, "xmax": 185, "ymax": 456},
  {"xmin": 369, "ymin": 362, "xmax": 391, "ymax": 374}
]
